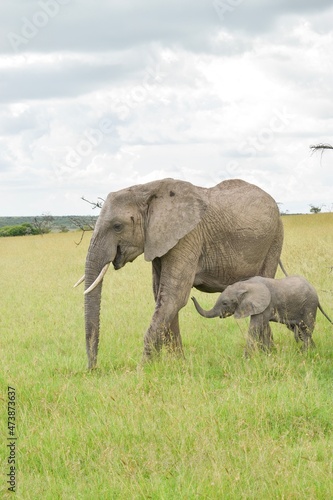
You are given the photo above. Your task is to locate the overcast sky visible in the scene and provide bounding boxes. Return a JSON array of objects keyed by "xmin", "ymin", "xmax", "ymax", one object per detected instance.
[{"xmin": 1, "ymin": 0, "xmax": 333, "ymax": 215}]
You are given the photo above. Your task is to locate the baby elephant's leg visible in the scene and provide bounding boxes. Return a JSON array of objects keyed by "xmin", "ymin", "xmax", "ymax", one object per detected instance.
[
  {"xmin": 245, "ymin": 318, "xmax": 260, "ymax": 356},
  {"xmin": 260, "ymin": 323, "xmax": 274, "ymax": 351},
  {"xmin": 245, "ymin": 317, "xmax": 273, "ymax": 356},
  {"xmin": 297, "ymin": 321, "xmax": 316, "ymax": 351},
  {"xmin": 286, "ymin": 323, "xmax": 300, "ymax": 343}
]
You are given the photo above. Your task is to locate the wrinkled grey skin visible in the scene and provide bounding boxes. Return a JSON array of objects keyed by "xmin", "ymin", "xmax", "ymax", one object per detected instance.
[
  {"xmin": 192, "ymin": 275, "xmax": 333, "ymax": 354},
  {"xmin": 84, "ymin": 178, "xmax": 284, "ymax": 369}
]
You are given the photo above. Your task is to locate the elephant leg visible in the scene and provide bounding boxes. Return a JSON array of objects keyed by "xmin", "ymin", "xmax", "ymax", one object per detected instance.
[
  {"xmin": 298, "ymin": 322, "xmax": 316, "ymax": 351},
  {"xmin": 143, "ymin": 324, "xmax": 163, "ymax": 359},
  {"xmin": 245, "ymin": 316, "xmax": 262, "ymax": 356},
  {"xmin": 142, "ymin": 304, "xmax": 184, "ymax": 360},
  {"xmin": 143, "ymin": 253, "xmax": 197, "ymax": 361},
  {"xmin": 245, "ymin": 316, "xmax": 273, "ymax": 356},
  {"xmin": 260, "ymin": 323, "xmax": 274, "ymax": 351},
  {"xmin": 164, "ymin": 313, "xmax": 184, "ymax": 356},
  {"xmin": 150, "ymin": 259, "xmax": 183, "ymax": 355},
  {"xmin": 286, "ymin": 323, "xmax": 300, "ymax": 343}
]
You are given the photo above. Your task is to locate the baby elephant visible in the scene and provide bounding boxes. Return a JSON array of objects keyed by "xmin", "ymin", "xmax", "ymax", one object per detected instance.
[{"xmin": 192, "ymin": 275, "xmax": 332, "ymax": 354}]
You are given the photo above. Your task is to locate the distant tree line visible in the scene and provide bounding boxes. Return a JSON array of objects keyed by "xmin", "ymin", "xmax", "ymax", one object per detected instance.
[
  {"xmin": 0, "ymin": 214, "xmax": 98, "ymax": 237},
  {"xmin": 0, "ymin": 215, "xmax": 54, "ymax": 237}
]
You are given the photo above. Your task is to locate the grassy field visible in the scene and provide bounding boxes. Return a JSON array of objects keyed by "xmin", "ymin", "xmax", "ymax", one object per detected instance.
[{"xmin": 1, "ymin": 213, "xmax": 332, "ymax": 499}]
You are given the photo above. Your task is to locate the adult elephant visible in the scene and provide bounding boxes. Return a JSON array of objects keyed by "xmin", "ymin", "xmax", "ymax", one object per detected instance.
[{"xmin": 76, "ymin": 178, "xmax": 284, "ymax": 369}]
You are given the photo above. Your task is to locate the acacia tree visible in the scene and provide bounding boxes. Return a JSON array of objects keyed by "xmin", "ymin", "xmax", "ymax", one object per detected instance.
[
  {"xmin": 309, "ymin": 205, "xmax": 321, "ymax": 214},
  {"xmin": 32, "ymin": 213, "xmax": 54, "ymax": 234},
  {"xmin": 310, "ymin": 144, "xmax": 332, "ymax": 212}
]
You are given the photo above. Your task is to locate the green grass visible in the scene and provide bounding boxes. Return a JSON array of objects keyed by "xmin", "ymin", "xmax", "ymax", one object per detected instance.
[{"xmin": 1, "ymin": 214, "xmax": 333, "ymax": 499}]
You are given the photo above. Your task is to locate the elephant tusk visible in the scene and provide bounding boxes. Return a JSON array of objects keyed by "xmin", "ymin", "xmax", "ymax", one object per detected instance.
[
  {"xmin": 84, "ymin": 263, "xmax": 110, "ymax": 295},
  {"xmin": 73, "ymin": 275, "xmax": 85, "ymax": 288}
]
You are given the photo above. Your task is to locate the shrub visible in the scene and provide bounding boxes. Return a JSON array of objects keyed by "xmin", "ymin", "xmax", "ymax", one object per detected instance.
[{"xmin": 0, "ymin": 223, "xmax": 39, "ymax": 237}]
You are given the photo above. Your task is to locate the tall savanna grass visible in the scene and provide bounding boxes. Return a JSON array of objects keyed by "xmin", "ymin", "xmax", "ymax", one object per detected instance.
[{"xmin": 0, "ymin": 213, "xmax": 332, "ymax": 499}]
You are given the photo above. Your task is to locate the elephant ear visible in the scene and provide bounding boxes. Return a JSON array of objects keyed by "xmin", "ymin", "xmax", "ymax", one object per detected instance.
[
  {"xmin": 234, "ymin": 283, "xmax": 271, "ymax": 319},
  {"xmin": 142, "ymin": 179, "xmax": 207, "ymax": 261}
]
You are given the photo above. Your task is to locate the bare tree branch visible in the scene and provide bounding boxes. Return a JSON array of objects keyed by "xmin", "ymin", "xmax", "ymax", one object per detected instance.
[
  {"xmin": 81, "ymin": 196, "xmax": 105, "ymax": 209},
  {"xmin": 73, "ymin": 196, "xmax": 104, "ymax": 245},
  {"xmin": 310, "ymin": 143, "xmax": 333, "ymax": 154},
  {"xmin": 69, "ymin": 216, "xmax": 97, "ymax": 245},
  {"xmin": 310, "ymin": 143, "xmax": 333, "ymax": 150},
  {"xmin": 73, "ymin": 230, "xmax": 84, "ymax": 246}
]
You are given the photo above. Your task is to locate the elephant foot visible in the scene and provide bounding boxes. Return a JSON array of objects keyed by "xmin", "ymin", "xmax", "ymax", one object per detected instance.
[
  {"xmin": 244, "ymin": 337, "xmax": 274, "ymax": 358},
  {"xmin": 259, "ymin": 325, "xmax": 274, "ymax": 351},
  {"xmin": 300, "ymin": 338, "xmax": 316, "ymax": 352},
  {"xmin": 87, "ymin": 363, "xmax": 98, "ymax": 371},
  {"xmin": 164, "ymin": 335, "xmax": 185, "ymax": 357},
  {"xmin": 244, "ymin": 338, "xmax": 259, "ymax": 358},
  {"xmin": 244, "ymin": 348, "xmax": 251, "ymax": 359},
  {"xmin": 141, "ymin": 344, "xmax": 162, "ymax": 364},
  {"xmin": 165, "ymin": 344, "xmax": 186, "ymax": 360},
  {"xmin": 259, "ymin": 341, "xmax": 274, "ymax": 353},
  {"xmin": 142, "ymin": 329, "xmax": 163, "ymax": 361},
  {"xmin": 87, "ymin": 356, "xmax": 98, "ymax": 371},
  {"xmin": 162, "ymin": 329, "xmax": 185, "ymax": 358},
  {"xmin": 142, "ymin": 326, "xmax": 185, "ymax": 362},
  {"xmin": 142, "ymin": 343, "xmax": 185, "ymax": 363}
]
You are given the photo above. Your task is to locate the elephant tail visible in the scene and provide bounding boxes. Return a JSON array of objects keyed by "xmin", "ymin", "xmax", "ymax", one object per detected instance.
[
  {"xmin": 279, "ymin": 259, "xmax": 288, "ymax": 277},
  {"xmin": 191, "ymin": 296, "xmax": 220, "ymax": 318},
  {"xmin": 318, "ymin": 302, "xmax": 333, "ymax": 325}
]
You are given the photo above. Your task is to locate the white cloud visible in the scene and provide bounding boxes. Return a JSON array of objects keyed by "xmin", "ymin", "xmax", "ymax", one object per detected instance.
[{"xmin": 0, "ymin": 1, "xmax": 332, "ymax": 215}]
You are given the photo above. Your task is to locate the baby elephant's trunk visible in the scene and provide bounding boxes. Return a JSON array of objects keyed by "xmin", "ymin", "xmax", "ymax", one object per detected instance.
[{"xmin": 191, "ymin": 297, "xmax": 220, "ymax": 318}]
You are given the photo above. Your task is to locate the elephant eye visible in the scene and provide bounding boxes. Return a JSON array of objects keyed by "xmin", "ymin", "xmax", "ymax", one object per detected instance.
[{"xmin": 113, "ymin": 222, "xmax": 123, "ymax": 232}]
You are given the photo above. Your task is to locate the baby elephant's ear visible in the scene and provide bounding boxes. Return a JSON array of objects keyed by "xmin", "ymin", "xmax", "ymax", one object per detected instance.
[{"xmin": 234, "ymin": 283, "xmax": 271, "ymax": 319}]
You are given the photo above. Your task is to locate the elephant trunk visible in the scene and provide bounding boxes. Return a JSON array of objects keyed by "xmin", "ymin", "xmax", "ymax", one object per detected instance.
[
  {"xmin": 191, "ymin": 296, "xmax": 221, "ymax": 318},
  {"xmin": 84, "ymin": 243, "xmax": 114, "ymax": 369},
  {"xmin": 84, "ymin": 264, "xmax": 103, "ymax": 370}
]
